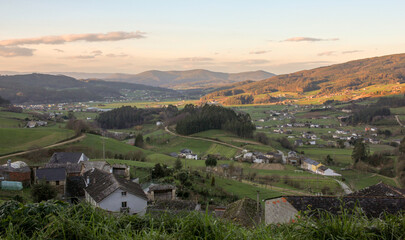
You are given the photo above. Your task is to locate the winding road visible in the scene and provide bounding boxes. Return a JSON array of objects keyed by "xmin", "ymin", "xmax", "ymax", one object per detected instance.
[
  {"xmin": 395, "ymin": 115, "xmax": 404, "ymax": 127},
  {"xmin": 0, "ymin": 134, "xmax": 86, "ymax": 160}
]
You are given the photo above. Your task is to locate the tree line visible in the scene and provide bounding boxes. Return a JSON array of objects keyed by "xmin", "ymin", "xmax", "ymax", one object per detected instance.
[{"xmin": 175, "ymin": 104, "xmax": 255, "ymax": 138}]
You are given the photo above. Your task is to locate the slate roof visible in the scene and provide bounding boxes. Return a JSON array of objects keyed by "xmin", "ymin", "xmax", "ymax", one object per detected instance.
[
  {"xmin": 346, "ymin": 182, "xmax": 405, "ymax": 198},
  {"xmin": 149, "ymin": 184, "xmax": 176, "ymax": 192},
  {"xmin": 318, "ymin": 165, "xmax": 329, "ymax": 172},
  {"xmin": 266, "ymin": 195, "xmax": 405, "ymax": 218},
  {"xmin": 83, "ymin": 168, "xmax": 147, "ymax": 203},
  {"xmin": 36, "ymin": 168, "xmax": 66, "ymax": 181},
  {"xmin": 49, "ymin": 152, "xmax": 88, "ymax": 164},
  {"xmin": 44, "ymin": 163, "xmax": 81, "ymax": 173},
  {"xmin": 223, "ymin": 197, "xmax": 262, "ymax": 227},
  {"xmin": 303, "ymin": 158, "xmax": 319, "ymax": 166},
  {"xmin": 82, "ymin": 161, "xmax": 111, "ymax": 173}
]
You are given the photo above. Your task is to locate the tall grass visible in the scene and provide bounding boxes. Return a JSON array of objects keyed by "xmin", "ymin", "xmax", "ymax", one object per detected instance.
[{"xmin": 0, "ymin": 200, "xmax": 403, "ymax": 239}]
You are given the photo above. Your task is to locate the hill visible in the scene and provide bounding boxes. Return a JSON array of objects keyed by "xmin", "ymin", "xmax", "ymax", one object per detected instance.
[
  {"xmin": 0, "ymin": 73, "xmax": 180, "ymax": 104},
  {"xmin": 202, "ymin": 53, "xmax": 405, "ymax": 104},
  {"xmin": 99, "ymin": 69, "xmax": 275, "ymax": 89}
]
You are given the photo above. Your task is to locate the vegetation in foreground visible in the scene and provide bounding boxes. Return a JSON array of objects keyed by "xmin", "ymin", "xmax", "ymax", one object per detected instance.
[{"xmin": 0, "ymin": 200, "xmax": 404, "ymax": 240}]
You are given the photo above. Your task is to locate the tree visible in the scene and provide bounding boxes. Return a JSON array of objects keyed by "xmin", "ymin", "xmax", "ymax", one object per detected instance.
[
  {"xmin": 205, "ymin": 155, "xmax": 217, "ymax": 167},
  {"xmin": 31, "ymin": 182, "xmax": 57, "ymax": 202},
  {"xmin": 352, "ymin": 139, "xmax": 369, "ymax": 164},
  {"xmin": 134, "ymin": 133, "xmax": 144, "ymax": 148},
  {"xmin": 174, "ymin": 157, "xmax": 183, "ymax": 171},
  {"xmin": 255, "ymin": 132, "xmax": 270, "ymax": 145},
  {"xmin": 211, "ymin": 176, "xmax": 215, "ymax": 186},
  {"xmin": 324, "ymin": 155, "xmax": 334, "ymax": 165},
  {"xmin": 399, "ymin": 136, "xmax": 405, "ymax": 155}
]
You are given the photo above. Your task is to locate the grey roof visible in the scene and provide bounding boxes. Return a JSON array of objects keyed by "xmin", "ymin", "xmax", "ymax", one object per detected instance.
[
  {"xmin": 149, "ymin": 184, "xmax": 176, "ymax": 192},
  {"xmin": 49, "ymin": 152, "xmax": 88, "ymax": 164},
  {"xmin": 83, "ymin": 168, "xmax": 147, "ymax": 203},
  {"xmin": 36, "ymin": 168, "xmax": 66, "ymax": 181},
  {"xmin": 318, "ymin": 165, "xmax": 329, "ymax": 171},
  {"xmin": 346, "ymin": 182, "xmax": 405, "ymax": 198},
  {"xmin": 44, "ymin": 163, "xmax": 81, "ymax": 173},
  {"xmin": 269, "ymin": 195, "xmax": 405, "ymax": 217},
  {"xmin": 303, "ymin": 158, "xmax": 319, "ymax": 166},
  {"xmin": 180, "ymin": 149, "xmax": 192, "ymax": 154},
  {"xmin": 82, "ymin": 161, "xmax": 111, "ymax": 173}
]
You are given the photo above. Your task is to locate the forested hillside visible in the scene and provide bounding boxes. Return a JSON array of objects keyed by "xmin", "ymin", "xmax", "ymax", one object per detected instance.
[
  {"xmin": 202, "ymin": 53, "xmax": 405, "ymax": 103},
  {"xmin": 0, "ymin": 74, "xmax": 179, "ymax": 104}
]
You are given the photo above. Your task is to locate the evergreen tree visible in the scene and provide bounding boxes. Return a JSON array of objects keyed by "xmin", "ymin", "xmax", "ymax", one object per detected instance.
[
  {"xmin": 205, "ymin": 156, "xmax": 217, "ymax": 167},
  {"xmin": 134, "ymin": 133, "xmax": 144, "ymax": 148},
  {"xmin": 174, "ymin": 157, "xmax": 183, "ymax": 171},
  {"xmin": 399, "ymin": 136, "xmax": 405, "ymax": 155},
  {"xmin": 352, "ymin": 139, "xmax": 369, "ymax": 163},
  {"xmin": 211, "ymin": 176, "xmax": 215, "ymax": 186}
]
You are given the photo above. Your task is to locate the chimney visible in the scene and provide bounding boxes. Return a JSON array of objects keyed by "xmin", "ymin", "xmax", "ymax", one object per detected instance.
[{"xmin": 7, "ymin": 159, "xmax": 11, "ymax": 168}]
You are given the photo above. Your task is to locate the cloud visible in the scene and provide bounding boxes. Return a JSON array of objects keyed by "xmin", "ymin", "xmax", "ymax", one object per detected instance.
[
  {"xmin": 91, "ymin": 50, "xmax": 103, "ymax": 56},
  {"xmin": 53, "ymin": 48, "xmax": 64, "ymax": 53},
  {"xmin": 176, "ymin": 57, "xmax": 214, "ymax": 62},
  {"xmin": 249, "ymin": 50, "xmax": 270, "ymax": 55},
  {"xmin": 69, "ymin": 55, "xmax": 97, "ymax": 59},
  {"xmin": 106, "ymin": 53, "xmax": 128, "ymax": 58},
  {"xmin": 0, "ymin": 31, "xmax": 146, "ymax": 46},
  {"xmin": 283, "ymin": 37, "xmax": 339, "ymax": 42},
  {"xmin": 342, "ymin": 50, "xmax": 362, "ymax": 54},
  {"xmin": 229, "ymin": 59, "xmax": 271, "ymax": 65},
  {"xmin": 317, "ymin": 51, "xmax": 336, "ymax": 56},
  {"xmin": 0, "ymin": 46, "xmax": 35, "ymax": 57}
]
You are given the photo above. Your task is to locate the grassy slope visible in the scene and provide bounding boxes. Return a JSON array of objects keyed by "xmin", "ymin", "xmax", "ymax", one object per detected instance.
[{"xmin": 0, "ymin": 127, "xmax": 75, "ymax": 155}]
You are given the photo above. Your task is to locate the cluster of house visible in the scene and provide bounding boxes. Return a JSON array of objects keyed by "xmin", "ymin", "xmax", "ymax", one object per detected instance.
[
  {"xmin": 264, "ymin": 182, "xmax": 405, "ymax": 225},
  {"xmin": 0, "ymin": 152, "xmax": 180, "ymax": 215},
  {"xmin": 169, "ymin": 149, "xmax": 198, "ymax": 160},
  {"xmin": 26, "ymin": 120, "xmax": 47, "ymax": 128},
  {"xmin": 236, "ymin": 150, "xmax": 284, "ymax": 164}
]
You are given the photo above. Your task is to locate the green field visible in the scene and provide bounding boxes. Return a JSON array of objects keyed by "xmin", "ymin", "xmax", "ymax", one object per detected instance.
[{"xmin": 0, "ymin": 127, "xmax": 75, "ymax": 155}]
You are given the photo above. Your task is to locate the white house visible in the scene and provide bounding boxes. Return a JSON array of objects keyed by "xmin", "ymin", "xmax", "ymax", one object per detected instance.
[
  {"xmin": 83, "ymin": 168, "xmax": 147, "ymax": 215},
  {"xmin": 186, "ymin": 154, "xmax": 198, "ymax": 160}
]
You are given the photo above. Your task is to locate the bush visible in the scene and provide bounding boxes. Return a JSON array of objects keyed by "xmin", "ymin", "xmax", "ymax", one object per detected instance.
[{"xmin": 31, "ymin": 182, "xmax": 57, "ymax": 203}]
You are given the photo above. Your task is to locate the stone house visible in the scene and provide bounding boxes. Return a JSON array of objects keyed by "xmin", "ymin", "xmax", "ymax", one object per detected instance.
[
  {"xmin": 146, "ymin": 184, "xmax": 176, "ymax": 201},
  {"xmin": 83, "ymin": 168, "xmax": 147, "ymax": 215}
]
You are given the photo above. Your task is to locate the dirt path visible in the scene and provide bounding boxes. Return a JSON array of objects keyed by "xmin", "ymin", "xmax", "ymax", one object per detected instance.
[
  {"xmin": 395, "ymin": 115, "xmax": 404, "ymax": 127},
  {"xmin": 334, "ymin": 179, "xmax": 353, "ymax": 194},
  {"xmin": 0, "ymin": 134, "xmax": 86, "ymax": 160},
  {"xmin": 164, "ymin": 127, "xmax": 245, "ymax": 151}
]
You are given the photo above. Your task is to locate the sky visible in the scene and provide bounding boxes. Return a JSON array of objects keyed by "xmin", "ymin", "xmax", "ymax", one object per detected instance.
[{"xmin": 1, "ymin": 0, "xmax": 405, "ymax": 75}]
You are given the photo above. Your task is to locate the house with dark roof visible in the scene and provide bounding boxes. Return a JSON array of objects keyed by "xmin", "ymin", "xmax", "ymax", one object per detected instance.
[
  {"xmin": 83, "ymin": 168, "xmax": 147, "ymax": 215},
  {"xmin": 35, "ymin": 167, "xmax": 66, "ymax": 194},
  {"xmin": 264, "ymin": 183, "xmax": 405, "ymax": 225},
  {"xmin": 49, "ymin": 152, "xmax": 89, "ymax": 164}
]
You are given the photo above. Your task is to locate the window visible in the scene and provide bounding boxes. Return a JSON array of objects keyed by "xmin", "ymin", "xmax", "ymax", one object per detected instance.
[
  {"xmin": 121, "ymin": 191, "xmax": 127, "ymax": 196},
  {"xmin": 121, "ymin": 202, "xmax": 127, "ymax": 208},
  {"xmin": 55, "ymin": 181, "xmax": 60, "ymax": 186}
]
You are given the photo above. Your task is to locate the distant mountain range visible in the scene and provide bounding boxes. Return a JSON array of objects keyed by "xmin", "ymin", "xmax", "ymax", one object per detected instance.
[
  {"xmin": 1, "ymin": 69, "xmax": 275, "ymax": 90},
  {"xmin": 203, "ymin": 53, "xmax": 405, "ymax": 104},
  {"xmin": 0, "ymin": 74, "xmax": 179, "ymax": 104}
]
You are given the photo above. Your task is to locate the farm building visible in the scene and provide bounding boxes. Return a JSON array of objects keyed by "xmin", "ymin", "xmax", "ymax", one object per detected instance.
[
  {"xmin": 0, "ymin": 160, "xmax": 31, "ymax": 184},
  {"xmin": 83, "ymin": 168, "xmax": 147, "ymax": 215},
  {"xmin": 146, "ymin": 184, "xmax": 176, "ymax": 201},
  {"xmin": 35, "ymin": 167, "xmax": 66, "ymax": 194},
  {"xmin": 49, "ymin": 152, "xmax": 89, "ymax": 164}
]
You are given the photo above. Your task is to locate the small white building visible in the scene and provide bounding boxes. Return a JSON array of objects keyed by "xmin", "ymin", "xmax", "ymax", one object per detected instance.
[
  {"xmin": 186, "ymin": 154, "xmax": 198, "ymax": 160},
  {"xmin": 83, "ymin": 169, "xmax": 147, "ymax": 215}
]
